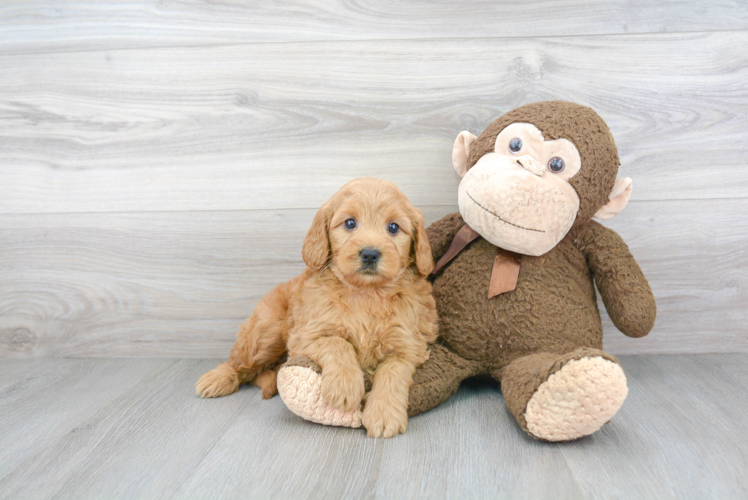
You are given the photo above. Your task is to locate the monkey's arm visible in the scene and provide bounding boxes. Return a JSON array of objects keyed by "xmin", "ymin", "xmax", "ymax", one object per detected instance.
[
  {"xmin": 426, "ymin": 212, "xmax": 466, "ymax": 262},
  {"xmin": 576, "ymin": 221, "xmax": 656, "ymax": 338}
]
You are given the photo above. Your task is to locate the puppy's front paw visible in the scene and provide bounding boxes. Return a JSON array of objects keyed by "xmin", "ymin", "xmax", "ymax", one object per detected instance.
[
  {"xmin": 321, "ymin": 366, "xmax": 365, "ymax": 412},
  {"xmin": 362, "ymin": 394, "xmax": 408, "ymax": 439},
  {"xmin": 277, "ymin": 363, "xmax": 362, "ymax": 428}
]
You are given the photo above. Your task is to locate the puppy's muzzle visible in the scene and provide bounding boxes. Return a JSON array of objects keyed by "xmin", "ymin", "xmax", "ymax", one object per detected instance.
[{"xmin": 359, "ymin": 247, "xmax": 381, "ymax": 272}]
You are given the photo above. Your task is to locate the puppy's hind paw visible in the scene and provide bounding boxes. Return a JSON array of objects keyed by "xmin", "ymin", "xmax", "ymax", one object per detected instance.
[
  {"xmin": 196, "ymin": 363, "xmax": 240, "ymax": 398},
  {"xmin": 277, "ymin": 358, "xmax": 362, "ymax": 428}
]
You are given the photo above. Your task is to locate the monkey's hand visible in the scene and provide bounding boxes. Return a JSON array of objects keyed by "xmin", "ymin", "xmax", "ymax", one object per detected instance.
[{"xmin": 577, "ymin": 221, "xmax": 656, "ymax": 338}]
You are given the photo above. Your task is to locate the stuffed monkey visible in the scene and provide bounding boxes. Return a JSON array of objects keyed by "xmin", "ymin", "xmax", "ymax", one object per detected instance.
[{"xmin": 406, "ymin": 100, "xmax": 656, "ymax": 440}]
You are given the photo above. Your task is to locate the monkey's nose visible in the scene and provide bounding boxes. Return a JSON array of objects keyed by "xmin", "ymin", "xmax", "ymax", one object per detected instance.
[
  {"xmin": 360, "ymin": 247, "xmax": 381, "ymax": 266},
  {"xmin": 516, "ymin": 155, "xmax": 544, "ymax": 176}
]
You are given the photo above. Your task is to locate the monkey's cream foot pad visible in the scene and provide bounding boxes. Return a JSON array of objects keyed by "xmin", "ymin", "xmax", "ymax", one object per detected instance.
[
  {"xmin": 525, "ymin": 356, "xmax": 628, "ymax": 441},
  {"xmin": 277, "ymin": 365, "xmax": 362, "ymax": 428}
]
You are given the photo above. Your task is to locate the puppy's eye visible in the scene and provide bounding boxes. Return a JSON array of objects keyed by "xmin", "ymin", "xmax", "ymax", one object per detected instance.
[
  {"xmin": 548, "ymin": 157, "xmax": 565, "ymax": 173},
  {"xmin": 344, "ymin": 218, "xmax": 357, "ymax": 230},
  {"xmin": 387, "ymin": 222, "xmax": 400, "ymax": 235},
  {"xmin": 509, "ymin": 138, "xmax": 522, "ymax": 154}
]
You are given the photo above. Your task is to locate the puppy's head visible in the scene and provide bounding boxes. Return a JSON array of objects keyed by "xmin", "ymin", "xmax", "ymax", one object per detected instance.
[{"xmin": 302, "ymin": 178, "xmax": 433, "ymax": 287}]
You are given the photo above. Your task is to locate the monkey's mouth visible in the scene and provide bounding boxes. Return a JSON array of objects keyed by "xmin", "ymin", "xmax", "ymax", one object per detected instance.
[{"xmin": 466, "ymin": 191, "xmax": 545, "ymax": 233}]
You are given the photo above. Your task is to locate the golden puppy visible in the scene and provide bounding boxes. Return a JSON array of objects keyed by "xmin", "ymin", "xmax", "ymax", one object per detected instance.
[{"xmin": 196, "ymin": 177, "xmax": 437, "ymax": 438}]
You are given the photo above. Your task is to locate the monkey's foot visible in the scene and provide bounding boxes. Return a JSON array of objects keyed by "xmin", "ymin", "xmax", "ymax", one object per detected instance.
[
  {"xmin": 277, "ymin": 356, "xmax": 362, "ymax": 428},
  {"xmin": 525, "ymin": 356, "xmax": 628, "ymax": 441}
]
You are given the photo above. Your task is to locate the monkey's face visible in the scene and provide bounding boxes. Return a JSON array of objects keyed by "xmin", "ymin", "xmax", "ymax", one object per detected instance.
[{"xmin": 457, "ymin": 123, "xmax": 582, "ymax": 256}]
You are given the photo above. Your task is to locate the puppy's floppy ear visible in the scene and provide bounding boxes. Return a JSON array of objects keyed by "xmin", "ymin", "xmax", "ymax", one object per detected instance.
[
  {"xmin": 409, "ymin": 206, "xmax": 434, "ymax": 276},
  {"xmin": 303, "ymin": 198, "xmax": 334, "ymax": 271}
]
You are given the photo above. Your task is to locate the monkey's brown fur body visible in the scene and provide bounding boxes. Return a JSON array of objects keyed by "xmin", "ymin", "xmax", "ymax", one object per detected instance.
[
  {"xmin": 409, "ymin": 214, "xmax": 653, "ymax": 423},
  {"xmin": 404, "ymin": 101, "xmax": 656, "ymax": 440}
]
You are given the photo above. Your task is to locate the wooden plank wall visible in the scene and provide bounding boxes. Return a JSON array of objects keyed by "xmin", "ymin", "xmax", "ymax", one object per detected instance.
[{"xmin": 1, "ymin": 1, "xmax": 747, "ymax": 357}]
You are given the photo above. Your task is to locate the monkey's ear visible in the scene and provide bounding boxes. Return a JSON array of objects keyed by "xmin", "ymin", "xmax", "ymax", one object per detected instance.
[
  {"xmin": 452, "ymin": 131, "xmax": 478, "ymax": 177},
  {"xmin": 594, "ymin": 177, "xmax": 633, "ymax": 220},
  {"xmin": 302, "ymin": 199, "xmax": 334, "ymax": 270}
]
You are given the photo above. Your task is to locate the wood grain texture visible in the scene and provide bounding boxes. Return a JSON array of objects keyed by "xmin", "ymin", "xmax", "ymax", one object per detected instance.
[
  {"xmin": 1, "ymin": 200, "xmax": 745, "ymax": 358},
  {"xmin": 0, "ymin": 359, "xmax": 252, "ymax": 500},
  {"xmin": 2, "ymin": 1, "xmax": 748, "ymax": 55},
  {"xmin": 0, "ymin": 358, "xmax": 164, "ymax": 478},
  {"xmin": 0, "ymin": 355, "xmax": 745, "ymax": 499},
  {"xmin": 1, "ymin": 32, "xmax": 747, "ymax": 215}
]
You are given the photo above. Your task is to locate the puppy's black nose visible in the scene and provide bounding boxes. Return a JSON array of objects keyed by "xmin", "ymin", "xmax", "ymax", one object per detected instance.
[{"xmin": 360, "ymin": 248, "xmax": 381, "ymax": 266}]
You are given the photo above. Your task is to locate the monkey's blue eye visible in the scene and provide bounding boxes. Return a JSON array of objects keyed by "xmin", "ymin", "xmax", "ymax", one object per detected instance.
[
  {"xmin": 387, "ymin": 222, "xmax": 400, "ymax": 235},
  {"xmin": 345, "ymin": 218, "xmax": 357, "ymax": 230},
  {"xmin": 548, "ymin": 157, "xmax": 565, "ymax": 173},
  {"xmin": 509, "ymin": 138, "xmax": 522, "ymax": 153}
]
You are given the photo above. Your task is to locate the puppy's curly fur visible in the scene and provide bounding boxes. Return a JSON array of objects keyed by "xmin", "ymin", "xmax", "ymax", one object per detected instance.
[{"xmin": 196, "ymin": 178, "xmax": 437, "ymax": 438}]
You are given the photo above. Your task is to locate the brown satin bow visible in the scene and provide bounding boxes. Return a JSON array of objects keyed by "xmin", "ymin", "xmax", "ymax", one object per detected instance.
[{"xmin": 431, "ymin": 224, "xmax": 521, "ymax": 298}]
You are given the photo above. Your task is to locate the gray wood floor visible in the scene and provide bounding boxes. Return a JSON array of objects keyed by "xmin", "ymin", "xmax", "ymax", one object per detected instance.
[{"xmin": 1, "ymin": 354, "xmax": 746, "ymax": 500}]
